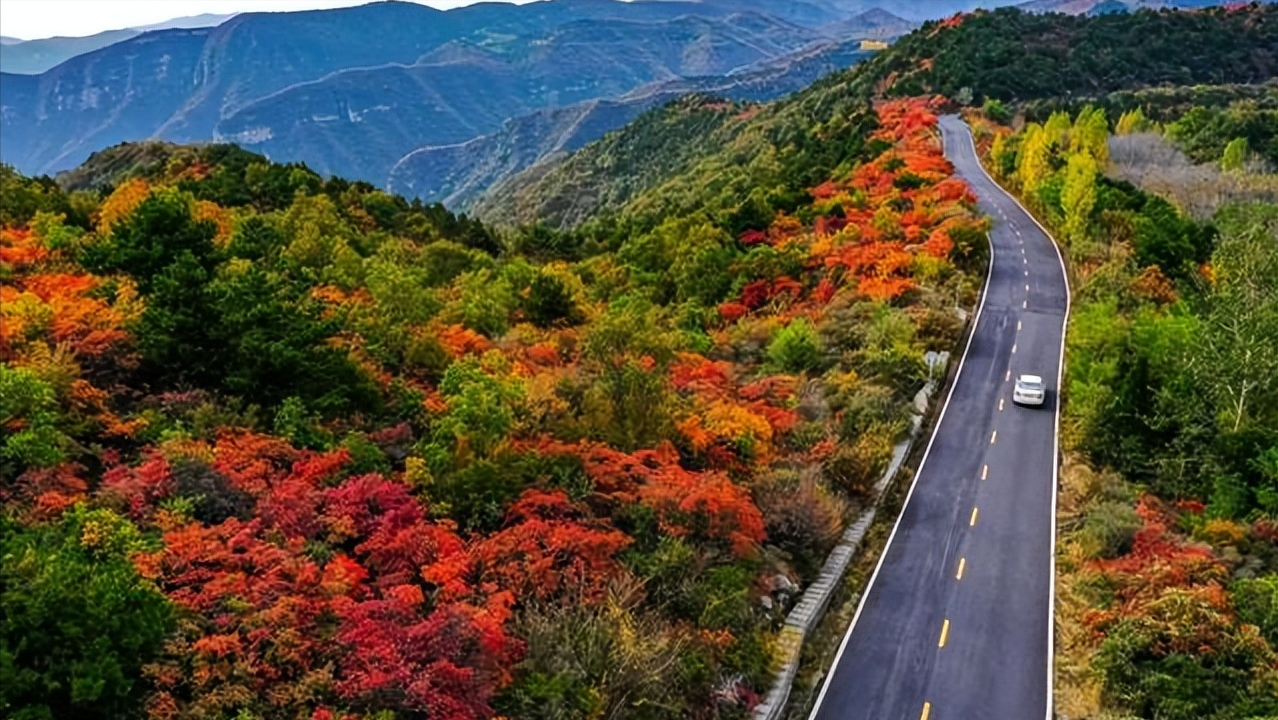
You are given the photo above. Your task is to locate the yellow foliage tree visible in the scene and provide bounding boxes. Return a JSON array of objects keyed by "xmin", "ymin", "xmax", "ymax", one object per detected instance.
[
  {"xmin": 1071, "ymin": 106, "xmax": 1110, "ymax": 165},
  {"xmin": 1061, "ymin": 151, "xmax": 1098, "ymax": 245},
  {"xmin": 1016, "ymin": 124, "xmax": 1053, "ymax": 195},
  {"xmin": 95, "ymin": 178, "xmax": 151, "ymax": 235},
  {"xmin": 1115, "ymin": 108, "xmax": 1151, "ymax": 135},
  {"xmin": 1044, "ymin": 110, "xmax": 1073, "ymax": 147}
]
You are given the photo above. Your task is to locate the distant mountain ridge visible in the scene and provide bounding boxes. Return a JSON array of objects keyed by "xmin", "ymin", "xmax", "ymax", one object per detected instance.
[
  {"xmin": 0, "ymin": 13, "xmax": 235, "ymax": 75},
  {"xmin": 1, "ymin": 0, "xmax": 884, "ymax": 185}
]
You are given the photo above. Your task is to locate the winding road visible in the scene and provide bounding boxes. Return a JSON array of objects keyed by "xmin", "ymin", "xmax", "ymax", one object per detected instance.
[{"xmin": 807, "ymin": 116, "xmax": 1069, "ymax": 720}]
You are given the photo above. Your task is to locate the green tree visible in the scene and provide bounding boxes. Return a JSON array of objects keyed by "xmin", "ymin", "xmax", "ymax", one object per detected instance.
[
  {"xmin": 768, "ymin": 318, "xmax": 824, "ymax": 373},
  {"xmin": 0, "ymin": 364, "xmax": 65, "ymax": 479},
  {"xmin": 583, "ymin": 296, "xmax": 680, "ymax": 366},
  {"xmin": 81, "ymin": 188, "xmax": 218, "ymax": 294},
  {"xmin": 1232, "ymin": 575, "xmax": 1278, "ymax": 646},
  {"xmin": 525, "ymin": 272, "xmax": 581, "ymax": 328},
  {"xmin": 1043, "ymin": 110, "xmax": 1073, "ymax": 148},
  {"xmin": 1193, "ymin": 204, "xmax": 1278, "ymax": 439},
  {"xmin": 982, "ymin": 98, "xmax": 1011, "ymax": 124},
  {"xmin": 0, "ymin": 506, "xmax": 173, "ymax": 720},
  {"xmin": 458, "ymin": 269, "xmax": 516, "ymax": 338},
  {"xmin": 433, "ymin": 359, "xmax": 522, "ymax": 459}
]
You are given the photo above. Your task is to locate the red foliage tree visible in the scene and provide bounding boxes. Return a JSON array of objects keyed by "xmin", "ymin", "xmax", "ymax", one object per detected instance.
[{"xmin": 469, "ymin": 489, "xmax": 631, "ymax": 603}]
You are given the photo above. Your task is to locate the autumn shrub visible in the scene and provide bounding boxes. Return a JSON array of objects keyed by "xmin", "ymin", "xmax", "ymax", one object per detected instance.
[
  {"xmin": 170, "ymin": 458, "xmax": 253, "ymax": 525},
  {"xmin": 823, "ymin": 430, "xmax": 893, "ymax": 496},
  {"xmin": 1232, "ymin": 575, "xmax": 1278, "ymax": 647},
  {"xmin": 1077, "ymin": 501, "xmax": 1143, "ymax": 560},
  {"xmin": 1195, "ymin": 518, "xmax": 1250, "ymax": 550},
  {"xmin": 496, "ymin": 583, "xmax": 694, "ymax": 720},
  {"xmin": 753, "ymin": 471, "xmax": 848, "ymax": 579}
]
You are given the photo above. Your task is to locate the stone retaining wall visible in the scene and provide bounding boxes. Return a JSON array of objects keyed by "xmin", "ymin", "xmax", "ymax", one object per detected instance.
[{"xmin": 750, "ymin": 378, "xmax": 938, "ymax": 720}]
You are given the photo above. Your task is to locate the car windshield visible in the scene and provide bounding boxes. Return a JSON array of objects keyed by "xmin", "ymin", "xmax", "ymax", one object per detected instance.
[{"xmin": 1018, "ymin": 377, "xmax": 1044, "ymax": 390}]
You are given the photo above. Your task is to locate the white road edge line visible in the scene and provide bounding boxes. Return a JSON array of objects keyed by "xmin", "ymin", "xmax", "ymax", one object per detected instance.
[
  {"xmin": 807, "ymin": 120, "xmax": 999, "ymax": 718},
  {"xmin": 961, "ymin": 119, "xmax": 1071, "ymax": 720}
]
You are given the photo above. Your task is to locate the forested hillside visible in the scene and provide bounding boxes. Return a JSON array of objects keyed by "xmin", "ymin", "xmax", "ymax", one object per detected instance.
[
  {"xmin": 473, "ymin": 68, "xmax": 883, "ymax": 230},
  {"xmin": 970, "ymin": 98, "xmax": 1278, "ymax": 719},
  {"xmin": 866, "ymin": 3, "xmax": 1278, "ymax": 102},
  {"xmin": 1016, "ymin": 82, "xmax": 1278, "ymax": 169},
  {"xmin": 0, "ymin": 96, "xmax": 986, "ymax": 720}
]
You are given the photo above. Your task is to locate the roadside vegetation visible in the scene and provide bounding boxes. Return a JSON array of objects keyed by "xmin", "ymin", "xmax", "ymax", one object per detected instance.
[{"xmin": 969, "ymin": 99, "xmax": 1278, "ymax": 719}]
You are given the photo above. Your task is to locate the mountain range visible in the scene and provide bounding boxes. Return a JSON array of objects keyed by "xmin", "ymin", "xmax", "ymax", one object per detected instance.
[
  {"xmin": 0, "ymin": 0, "xmax": 925, "ymax": 194},
  {"xmin": 0, "ymin": 13, "xmax": 235, "ymax": 75},
  {"xmin": 0, "ymin": 0, "xmax": 1260, "ymax": 209}
]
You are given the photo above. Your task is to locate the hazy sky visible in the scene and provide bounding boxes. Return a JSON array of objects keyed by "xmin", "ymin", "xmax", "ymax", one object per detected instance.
[{"xmin": 1, "ymin": 0, "xmax": 536, "ymax": 40}]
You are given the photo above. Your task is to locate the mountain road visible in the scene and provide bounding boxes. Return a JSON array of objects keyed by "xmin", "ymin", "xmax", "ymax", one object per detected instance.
[{"xmin": 807, "ymin": 114, "xmax": 1069, "ymax": 720}]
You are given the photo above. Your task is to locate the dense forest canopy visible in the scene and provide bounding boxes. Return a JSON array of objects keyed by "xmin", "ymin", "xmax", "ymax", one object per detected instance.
[
  {"xmin": 870, "ymin": 3, "xmax": 1278, "ymax": 102},
  {"xmin": 0, "ymin": 95, "xmax": 987, "ymax": 720}
]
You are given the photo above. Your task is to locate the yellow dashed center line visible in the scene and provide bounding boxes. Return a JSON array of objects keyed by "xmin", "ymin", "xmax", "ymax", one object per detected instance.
[
  {"xmin": 938, "ymin": 618, "xmax": 951, "ymax": 648},
  {"xmin": 956, "ymin": 557, "xmax": 967, "ymax": 580},
  {"xmin": 920, "ymin": 702, "xmax": 932, "ymax": 720},
  {"xmin": 970, "ymin": 507, "xmax": 980, "ymax": 526}
]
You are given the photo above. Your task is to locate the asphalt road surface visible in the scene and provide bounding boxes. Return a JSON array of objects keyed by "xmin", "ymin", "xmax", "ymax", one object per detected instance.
[{"xmin": 808, "ymin": 115, "xmax": 1069, "ymax": 720}]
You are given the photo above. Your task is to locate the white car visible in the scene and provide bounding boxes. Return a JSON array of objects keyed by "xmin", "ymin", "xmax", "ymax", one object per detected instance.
[{"xmin": 1013, "ymin": 374, "xmax": 1046, "ymax": 407}]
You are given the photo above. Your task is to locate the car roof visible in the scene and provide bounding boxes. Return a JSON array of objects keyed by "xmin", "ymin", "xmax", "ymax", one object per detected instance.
[{"xmin": 1017, "ymin": 374, "xmax": 1044, "ymax": 384}]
